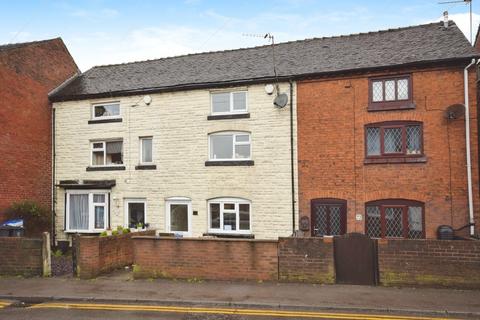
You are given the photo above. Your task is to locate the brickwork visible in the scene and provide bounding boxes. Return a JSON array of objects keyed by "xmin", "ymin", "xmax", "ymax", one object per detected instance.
[
  {"xmin": 378, "ymin": 239, "xmax": 480, "ymax": 289},
  {"xmin": 297, "ymin": 65, "xmax": 480, "ymax": 238},
  {"xmin": 0, "ymin": 237, "xmax": 43, "ymax": 276},
  {"xmin": 75, "ymin": 230, "xmax": 154, "ymax": 279},
  {"xmin": 278, "ymin": 237, "xmax": 335, "ymax": 283},
  {"xmin": 132, "ymin": 237, "xmax": 278, "ymax": 281},
  {"xmin": 0, "ymin": 39, "xmax": 78, "ymax": 222}
]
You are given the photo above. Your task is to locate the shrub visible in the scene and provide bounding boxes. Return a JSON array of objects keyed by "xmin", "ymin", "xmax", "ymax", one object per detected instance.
[
  {"xmin": 3, "ymin": 200, "xmax": 51, "ymax": 237},
  {"xmin": 111, "ymin": 230, "xmax": 119, "ymax": 236},
  {"xmin": 122, "ymin": 228, "xmax": 130, "ymax": 234},
  {"xmin": 100, "ymin": 231, "xmax": 108, "ymax": 237}
]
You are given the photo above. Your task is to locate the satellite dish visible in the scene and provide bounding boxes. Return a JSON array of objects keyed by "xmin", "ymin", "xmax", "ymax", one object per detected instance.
[
  {"xmin": 445, "ymin": 104, "xmax": 465, "ymax": 120},
  {"xmin": 143, "ymin": 95, "xmax": 152, "ymax": 105},
  {"xmin": 274, "ymin": 93, "xmax": 288, "ymax": 108}
]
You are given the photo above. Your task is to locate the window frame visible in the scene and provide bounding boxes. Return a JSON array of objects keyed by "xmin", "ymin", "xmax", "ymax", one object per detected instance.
[
  {"xmin": 91, "ymin": 102, "xmax": 121, "ymax": 120},
  {"xmin": 365, "ymin": 199, "xmax": 425, "ymax": 239},
  {"xmin": 207, "ymin": 197, "xmax": 252, "ymax": 235},
  {"xmin": 368, "ymin": 75, "xmax": 414, "ymax": 111},
  {"xmin": 139, "ymin": 136, "xmax": 154, "ymax": 165},
  {"xmin": 365, "ymin": 121, "xmax": 424, "ymax": 159},
  {"xmin": 165, "ymin": 197, "xmax": 192, "ymax": 236},
  {"xmin": 124, "ymin": 198, "xmax": 147, "ymax": 229},
  {"xmin": 310, "ymin": 198, "xmax": 347, "ymax": 237},
  {"xmin": 210, "ymin": 91, "xmax": 248, "ymax": 115},
  {"xmin": 208, "ymin": 131, "xmax": 252, "ymax": 161},
  {"xmin": 90, "ymin": 139, "xmax": 124, "ymax": 167},
  {"xmin": 65, "ymin": 190, "xmax": 109, "ymax": 233}
]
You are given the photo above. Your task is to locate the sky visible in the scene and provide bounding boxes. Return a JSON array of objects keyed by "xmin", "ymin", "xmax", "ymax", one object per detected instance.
[{"xmin": 1, "ymin": 1, "xmax": 479, "ymax": 71}]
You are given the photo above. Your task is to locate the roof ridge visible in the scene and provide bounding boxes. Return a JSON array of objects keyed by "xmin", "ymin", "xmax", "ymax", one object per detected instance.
[
  {"xmin": 0, "ymin": 37, "xmax": 62, "ymax": 50},
  {"xmin": 90, "ymin": 21, "xmax": 447, "ymax": 70}
]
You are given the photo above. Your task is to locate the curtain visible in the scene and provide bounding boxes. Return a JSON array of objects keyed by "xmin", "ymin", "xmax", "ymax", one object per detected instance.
[
  {"xmin": 69, "ymin": 194, "xmax": 89, "ymax": 230},
  {"xmin": 106, "ymin": 141, "xmax": 123, "ymax": 154},
  {"xmin": 142, "ymin": 139, "xmax": 152, "ymax": 163}
]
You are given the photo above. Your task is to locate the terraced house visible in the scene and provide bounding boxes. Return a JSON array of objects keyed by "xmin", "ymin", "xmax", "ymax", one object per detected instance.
[{"xmin": 49, "ymin": 21, "xmax": 480, "ymax": 243}]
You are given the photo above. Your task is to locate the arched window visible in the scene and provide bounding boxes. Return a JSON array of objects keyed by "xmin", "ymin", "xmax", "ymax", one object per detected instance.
[
  {"xmin": 208, "ymin": 198, "xmax": 251, "ymax": 234},
  {"xmin": 208, "ymin": 131, "xmax": 251, "ymax": 161},
  {"xmin": 365, "ymin": 199, "xmax": 424, "ymax": 239}
]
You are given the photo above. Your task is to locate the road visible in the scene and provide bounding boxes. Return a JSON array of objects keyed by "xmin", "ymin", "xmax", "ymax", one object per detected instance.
[{"xmin": 0, "ymin": 300, "xmax": 470, "ymax": 320}]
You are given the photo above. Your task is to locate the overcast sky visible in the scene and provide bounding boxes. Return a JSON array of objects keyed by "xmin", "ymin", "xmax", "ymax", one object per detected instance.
[{"xmin": 1, "ymin": 0, "xmax": 479, "ymax": 71}]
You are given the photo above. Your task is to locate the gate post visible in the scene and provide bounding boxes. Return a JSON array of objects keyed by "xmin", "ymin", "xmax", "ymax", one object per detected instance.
[{"xmin": 42, "ymin": 232, "xmax": 51, "ymax": 277}]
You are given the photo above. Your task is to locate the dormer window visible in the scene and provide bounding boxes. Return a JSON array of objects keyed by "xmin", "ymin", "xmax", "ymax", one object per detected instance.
[{"xmin": 368, "ymin": 75, "xmax": 414, "ymax": 111}]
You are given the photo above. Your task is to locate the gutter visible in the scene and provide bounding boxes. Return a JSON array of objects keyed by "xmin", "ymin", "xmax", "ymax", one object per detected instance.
[
  {"xmin": 464, "ymin": 59, "xmax": 476, "ymax": 236},
  {"xmin": 289, "ymin": 80, "xmax": 296, "ymax": 234}
]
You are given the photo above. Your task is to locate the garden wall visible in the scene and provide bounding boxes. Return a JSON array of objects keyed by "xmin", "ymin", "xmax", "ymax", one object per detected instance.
[
  {"xmin": 377, "ymin": 239, "xmax": 480, "ymax": 289},
  {"xmin": 133, "ymin": 237, "xmax": 278, "ymax": 281},
  {"xmin": 75, "ymin": 230, "xmax": 155, "ymax": 279},
  {"xmin": 0, "ymin": 237, "xmax": 43, "ymax": 276}
]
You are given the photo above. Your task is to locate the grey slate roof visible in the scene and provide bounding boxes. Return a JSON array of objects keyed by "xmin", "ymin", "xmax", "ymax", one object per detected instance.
[{"xmin": 50, "ymin": 21, "xmax": 478, "ymax": 102}]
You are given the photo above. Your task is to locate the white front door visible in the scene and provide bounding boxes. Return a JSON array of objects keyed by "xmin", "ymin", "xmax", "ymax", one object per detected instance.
[{"xmin": 166, "ymin": 198, "xmax": 191, "ymax": 236}]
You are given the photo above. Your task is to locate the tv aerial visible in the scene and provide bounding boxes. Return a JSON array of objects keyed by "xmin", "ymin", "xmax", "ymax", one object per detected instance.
[
  {"xmin": 243, "ymin": 32, "xmax": 289, "ymax": 108},
  {"xmin": 438, "ymin": 0, "xmax": 473, "ymax": 43}
]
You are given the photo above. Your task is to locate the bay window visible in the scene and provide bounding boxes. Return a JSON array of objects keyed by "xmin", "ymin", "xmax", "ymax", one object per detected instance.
[
  {"xmin": 66, "ymin": 190, "xmax": 108, "ymax": 232},
  {"xmin": 208, "ymin": 198, "xmax": 251, "ymax": 234}
]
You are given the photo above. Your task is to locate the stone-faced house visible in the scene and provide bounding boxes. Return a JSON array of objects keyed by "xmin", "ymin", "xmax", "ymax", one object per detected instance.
[
  {"xmin": 0, "ymin": 38, "xmax": 79, "ymax": 222},
  {"xmin": 49, "ymin": 21, "xmax": 479, "ymax": 242}
]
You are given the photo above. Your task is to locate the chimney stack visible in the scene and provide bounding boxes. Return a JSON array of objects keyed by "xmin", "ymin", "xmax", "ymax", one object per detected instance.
[{"xmin": 443, "ymin": 11, "xmax": 449, "ymax": 28}]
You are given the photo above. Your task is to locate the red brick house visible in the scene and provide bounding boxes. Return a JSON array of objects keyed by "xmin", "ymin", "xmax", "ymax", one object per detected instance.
[
  {"xmin": 297, "ymin": 21, "xmax": 480, "ymax": 239},
  {"xmin": 0, "ymin": 38, "xmax": 79, "ymax": 221}
]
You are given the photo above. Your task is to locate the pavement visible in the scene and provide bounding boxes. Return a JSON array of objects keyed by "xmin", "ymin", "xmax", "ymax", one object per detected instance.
[{"xmin": 0, "ymin": 270, "xmax": 478, "ymax": 318}]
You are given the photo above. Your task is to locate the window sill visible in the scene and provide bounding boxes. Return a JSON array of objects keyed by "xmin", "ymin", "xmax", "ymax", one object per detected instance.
[
  {"xmin": 205, "ymin": 160, "xmax": 254, "ymax": 166},
  {"xmin": 203, "ymin": 232, "xmax": 254, "ymax": 239},
  {"xmin": 64, "ymin": 230, "xmax": 104, "ymax": 234},
  {"xmin": 364, "ymin": 156, "xmax": 427, "ymax": 164},
  {"xmin": 368, "ymin": 102, "xmax": 416, "ymax": 112},
  {"xmin": 135, "ymin": 164, "xmax": 157, "ymax": 170},
  {"xmin": 86, "ymin": 166, "xmax": 126, "ymax": 171},
  {"xmin": 88, "ymin": 118, "xmax": 123, "ymax": 124},
  {"xmin": 207, "ymin": 113, "xmax": 250, "ymax": 120}
]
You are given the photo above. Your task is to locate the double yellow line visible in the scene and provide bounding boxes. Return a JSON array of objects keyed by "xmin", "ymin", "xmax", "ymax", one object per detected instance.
[
  {"xmin": 0, "ymin": 300, "xmax": 11, "ymax": 309},
  {"xmin": 29, "ymin": 302, "xmax": 458, "ymax": 320}
]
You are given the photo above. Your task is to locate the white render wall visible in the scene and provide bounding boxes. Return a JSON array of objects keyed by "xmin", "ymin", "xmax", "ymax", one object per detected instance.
[{"xmin": 53, "ymin": 83, "xmax": 298, "ymax": 240}]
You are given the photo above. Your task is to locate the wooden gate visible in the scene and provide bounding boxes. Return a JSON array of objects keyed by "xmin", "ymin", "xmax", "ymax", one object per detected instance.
[{"xmin": 334, "ymin": 233, "xmax": 378, "ymax": 285}]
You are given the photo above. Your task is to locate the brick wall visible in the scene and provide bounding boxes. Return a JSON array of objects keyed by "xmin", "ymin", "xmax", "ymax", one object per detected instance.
[
  {"xmin": 378, "ymin": 239, "xmax": 480, "ymax": 289},
  {"xmin": 0, "ymin": 237, "xmax": 43, "ymax": 276},
  {"xmin": 0, "ymin": 38, "xmax": 78, "ymax": 222},
  {"xmin": 75, "ymin": 230, "xmax": 154, "ymax": 279},
  {"xmin": 297, "ymin": 65, "xmax": 479, "ymax": 238},
  {"xmin": 133, "ymin": 237, "xmax": 278, "ymax": 281},
  {"xmin": 278, "ymin": 237, "xmax": 335, "ymax": 283}
]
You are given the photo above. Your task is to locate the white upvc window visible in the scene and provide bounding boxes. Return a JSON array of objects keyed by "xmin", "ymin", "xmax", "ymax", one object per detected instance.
[
  {"xmin": 124, "ymin": 198, "xmax": 147, "ymax": 229},
  {"xmin": 91, "ymin": 140, "xmax": 123, "ymax": 166},
  {"xmin": 208, "ymin": 198, "xmax": 251, "ymax": 234},
  {"xmin": 65, "ymin": 190, "xmax": 108, "ymax": 233},
  {"xmin": 209, "ymin": 132, "xmax": 251, "ymax": 161},
  {"xmin": 139, "ymin": 137, "xmax": 153, "ymax": 164},
  {"xmin": 211, "ymin": 91, "xmax": 247, "ymax": 115},
  {"xmin": 91, "ymin": 102, "xmax": 121, "ymax": 120}
]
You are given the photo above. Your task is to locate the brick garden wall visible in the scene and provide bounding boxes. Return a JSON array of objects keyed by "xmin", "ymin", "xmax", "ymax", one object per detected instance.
[
  {"xmin": 278, "ymin": 237, "xmax": 334, "ymax": 283},
  {"xmin": 75, "ymin": 230, "xmax": 155, "ymax": 279},
  {"xmin": 378, "ymin": 239, "xmax": 480, "ymax": 289},
  {"xmin": 133, "ymin": 237, "xmax": 278, "ymax": 281},
  {"xmin": 0, "ymin": 237, "xmax": 43, "ymax": 276},
  {"xmin": 297, "ymin": 65, "xmax": 480, "ymax": 238}
]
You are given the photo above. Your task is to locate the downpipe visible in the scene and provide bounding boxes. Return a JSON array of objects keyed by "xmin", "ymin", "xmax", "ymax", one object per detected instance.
[{"xmin": 464, "ymin": 58, "xmax": 476, "ymax": 236}]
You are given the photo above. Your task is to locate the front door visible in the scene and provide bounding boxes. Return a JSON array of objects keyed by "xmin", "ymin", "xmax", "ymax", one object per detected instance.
[
  {"xmin": 166, "ymin": 199, "xmax": 191, "ymax": 236},
  {"xmin": 311, "ymin": 199, "xmax": 347, "ymax": 237}
]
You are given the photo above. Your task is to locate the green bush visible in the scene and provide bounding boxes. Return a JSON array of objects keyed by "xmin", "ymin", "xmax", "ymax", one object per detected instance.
[
  {"xmin": 122, "ymin": 228, "xmax": 130, "ymax": 234},
  {"xmin": 112, "ymin": 229, "xmax": 119, "ymax": 236},
  {"xmin": 3, "ymin": 200, "xmax": 51, "ymax": 237},
  {"xmin": 100, "ymin": 231, "xmax": 108, "ymax": 237}
]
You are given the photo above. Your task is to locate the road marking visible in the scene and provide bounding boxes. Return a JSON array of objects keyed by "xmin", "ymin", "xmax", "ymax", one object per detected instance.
[
  {"xmin": 0, "ymin": 301, "xmax": 11, "ymax": 309},
  {"xmin": 29, "ymin": 302, "xmax": 459, "ymax": 320}
]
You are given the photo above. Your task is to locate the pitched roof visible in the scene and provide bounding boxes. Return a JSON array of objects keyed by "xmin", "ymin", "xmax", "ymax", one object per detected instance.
[{"xmin": 50, "ymin": 21, "xmax": 478, "ymax": 102}]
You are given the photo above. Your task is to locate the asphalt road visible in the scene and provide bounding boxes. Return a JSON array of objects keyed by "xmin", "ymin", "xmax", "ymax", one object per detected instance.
[{"xmin": 0, "ymin": 300, "xmax": 471, "ymax": 320}]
